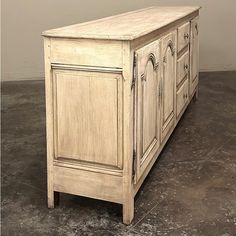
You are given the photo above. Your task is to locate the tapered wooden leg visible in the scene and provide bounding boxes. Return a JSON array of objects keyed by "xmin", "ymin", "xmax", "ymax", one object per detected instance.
[
  {"xmin": 48, "ymin": 191, "xmax": 59, "ymax": 208},
  {"xmin": 123, "ymin": 195, "xmax": 134, "ymax": 225}
]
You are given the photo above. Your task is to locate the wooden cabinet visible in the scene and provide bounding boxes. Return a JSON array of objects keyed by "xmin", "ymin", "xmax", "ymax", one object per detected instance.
[{"xmin": 43, "ymin": 6, "xmax": 200, "ymax": 225}]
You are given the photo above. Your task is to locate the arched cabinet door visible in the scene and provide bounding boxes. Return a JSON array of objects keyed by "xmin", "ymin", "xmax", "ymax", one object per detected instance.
[
  {"xmin": 134, "ymin": 40, "xmax": 161, "ymax": 181},
  {"xmin": 190, "ymin": 17, "xmax": 199, "ymax": 96},
  {"xmin": 161, "ymin": 31, "xmax": 177, "ymax": 141}
]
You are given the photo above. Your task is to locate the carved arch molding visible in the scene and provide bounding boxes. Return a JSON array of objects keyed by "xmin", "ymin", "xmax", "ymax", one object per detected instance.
[
  {"xmin": 141, "ymin": 53, "xmax": 159, "ymax": 81},
  {"xmin": 163, "ymin": 40, "xmax": 175, "ymax": 63}
]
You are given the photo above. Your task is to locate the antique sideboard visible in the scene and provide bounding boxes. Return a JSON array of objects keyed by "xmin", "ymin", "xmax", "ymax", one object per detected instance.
[{"xmin": 42, "ymin": 6, "xmax": 200, "ymax": 224}]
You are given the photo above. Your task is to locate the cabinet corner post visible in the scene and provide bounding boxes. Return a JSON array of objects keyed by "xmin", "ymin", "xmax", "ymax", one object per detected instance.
[
  {"xmin": 122, "ymin": 41, "xmax": 135, "ymax": 224},
  {"xmin": 44, "ymin": 37, "xmax": 58, "ymax": 208}
]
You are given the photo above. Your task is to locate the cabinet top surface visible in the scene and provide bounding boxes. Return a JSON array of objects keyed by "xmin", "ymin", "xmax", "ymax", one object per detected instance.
[{"xmin": 42, "ymin": 6, "xmax": 200, "ymax": 40}]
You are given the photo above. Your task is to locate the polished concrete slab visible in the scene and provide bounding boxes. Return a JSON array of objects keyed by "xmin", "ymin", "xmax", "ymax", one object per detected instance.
[{"xmin": 1, "ymin": 71, "xmax": 236, "ymax": 235}]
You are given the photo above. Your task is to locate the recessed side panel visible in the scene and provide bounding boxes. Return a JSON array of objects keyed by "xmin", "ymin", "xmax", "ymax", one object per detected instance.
[{"xmin": 53, "ymin": 69, "xmax": 122, "ymax": 169}]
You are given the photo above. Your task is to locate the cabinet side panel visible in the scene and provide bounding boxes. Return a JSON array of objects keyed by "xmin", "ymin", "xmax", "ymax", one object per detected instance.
[{"xmin": 54, "ymin": 70, "xmax": 122, "ymax": 168}]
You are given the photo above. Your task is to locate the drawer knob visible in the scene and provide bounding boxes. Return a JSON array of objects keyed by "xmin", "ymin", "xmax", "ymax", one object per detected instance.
[
  {"xmin": 184, "ymin": 64, "xmax": 189, "ymax": 70},
  {"xmin": 184, "ymin": 33, "xmax": 189, "ymax": 39}
]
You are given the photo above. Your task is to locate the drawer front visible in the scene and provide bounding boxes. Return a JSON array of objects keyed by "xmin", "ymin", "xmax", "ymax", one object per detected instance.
[
  {"xmin": 177, "ymin": 51, "xmax": 189, "ymax": 85},
  {"xmin": 176, "ymin": 79, "xmax": 189, "ymax": 117},
  {"xmin": 178, "ymin": 22, "xmax": 190, "ymax": 52}
]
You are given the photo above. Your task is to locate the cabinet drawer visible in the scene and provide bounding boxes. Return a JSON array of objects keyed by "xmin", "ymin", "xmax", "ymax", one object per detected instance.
[
  {"xmin": 176, "ymin": 79, "xmax": 189, "ymax": 117},
  {"xmin": 177, "ymin": 51, "xmax": 189, "ymax": 85},
  {"xmin": 178, "ymin": 22, "xmax": 190, "ymax": 52}
]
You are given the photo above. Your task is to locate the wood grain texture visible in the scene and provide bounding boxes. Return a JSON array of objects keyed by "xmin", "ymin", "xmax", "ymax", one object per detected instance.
[
  {"xmin": 42, "ymin": 6, "xmax": 200, "ymax": 40},
  {"xmin": 176, "ymin": 78, "xmax": 189, "ymax": 117},
  {"xmin": 121, "ymin": 41, "xmax": 134, "ymax": 225},
  {"xmin": 177, "ymin": 50, "xmax": 189, "ymax": 86},
  {"xmin": 50, "ymin": 38, "xmax": 123, "ymax": 68},
  {"xmin": 135, "ymin": 40, "xmax": 161, "ymax": 181},
  {"xmin": 161, "ymin": 30, "xmax": 177, "ymax": 141},
  {"xmin": 53, "ymin": 165, "xmax": 123, "ymax": 203},
  {"xmin": 43, "ymin": 37, "xmax": 56, "ymax": 208},
  {"xmin": 53, "ymin": 69, "xmax": 122, "ymax": 169},
  {"xmin": 177, "ymin": 22, "xmax": 190, "ymax": 52}
]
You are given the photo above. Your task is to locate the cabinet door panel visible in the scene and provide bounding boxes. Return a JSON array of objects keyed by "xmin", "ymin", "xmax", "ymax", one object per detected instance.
[
  {"xmin": 143, "ymin": 61, "xmax": 157, "ymax": 152},
  {"xmin": 135, "ymin": 40, "xmax": 161, "ymax": 181},
  {"xmin": 190, "ymin": 17, "xmax": 199, "ymax": 95},
  {"xmin": 161, "ymin": 31, "xmax": 177, "ymax": 140}
]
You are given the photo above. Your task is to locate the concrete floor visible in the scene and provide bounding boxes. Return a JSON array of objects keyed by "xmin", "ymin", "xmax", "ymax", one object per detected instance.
[{"xmin": 1, "ymin": 71, "xmax": 236, "ymax": 236}]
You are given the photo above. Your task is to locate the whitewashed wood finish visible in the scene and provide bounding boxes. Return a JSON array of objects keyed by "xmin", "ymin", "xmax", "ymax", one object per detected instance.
[
  {"xmin": 54, "ymin": 165, "xmax": 123, "ymax": 203},
  {"xmin": 50, "ymin": 38, "xmax": 123, "ymax": 68},
  {"xmin": 135, "ymin": 40, "xmax": 161, "ymax": 181},
  {"xmin": 177, "ymin": 50, "xmax": 189, "ymax": 85},
  {"xmin": 42, "ymin": 7, "xmax": 200, "ymax": 40},
  {"xmin": 161, "ymin": 31, "xmax": 177, "ymax": 141},
  {"xmin": 121, "ymin": 41, "xmax": 134, "ymax": 225},
  {"xmin": 190, "ymin": 17, "xmax": 199, "ymax": 96},
  {"xmin": 53, "ymin": 69, "xmax": 122, "ymax": 169},
  {"xmin": 44, "ymin": 38, "xmax": 57, "ymax": 208},
  {"xmin": 176, "ymin": 78, "xmax": 189, "ymax": 117},
  {"xmin": 43, "ymin": 7, "xmax": 200, "ymax": 225},
  {"xmin": 177, "ymin": 22, "xmax": 190, "ymax": 52}
]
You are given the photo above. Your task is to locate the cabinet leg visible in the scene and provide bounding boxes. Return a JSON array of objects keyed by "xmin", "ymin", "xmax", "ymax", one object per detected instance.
[
  {"xmin": 123, "ymin": 196, "xmax": 134, "ymax": 225},
  {"xmin": 48, "ymin": 191, "xmax": 59, "ymax": 208},
  {"xmin": 193, "ymin": 86, "xmax": 199, "ymax": 101}
]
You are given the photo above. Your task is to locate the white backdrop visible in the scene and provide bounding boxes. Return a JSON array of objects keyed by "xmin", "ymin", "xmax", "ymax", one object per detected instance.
[{"xmin": 2, "ymin": 0, "xmax": 236, "ymax": 81}]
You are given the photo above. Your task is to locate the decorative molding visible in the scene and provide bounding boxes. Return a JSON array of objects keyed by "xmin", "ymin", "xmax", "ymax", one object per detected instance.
[
  {"xmin": 163, "ymin": 40, "xmax": 175, "ymax": 62},
  {"xmin": 54, "ymin": 159, "xmax": 123, "ymax": 176},
  {"xmin": 51, "ymin": 63, "xmax": 122, "ymax": 74},
  {"xmin": 148, "ymin": 53, "xmax": 159, "ymax": 70},
  {"xmin": 141, "ymin": 53, "xmax": 159, "ymax": 81}
]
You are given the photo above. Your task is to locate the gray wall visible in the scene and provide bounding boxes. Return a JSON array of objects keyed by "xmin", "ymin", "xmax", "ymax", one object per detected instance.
[{"xmin": 2, "ymin": 0, "xmax": 236, "ymax": 81}]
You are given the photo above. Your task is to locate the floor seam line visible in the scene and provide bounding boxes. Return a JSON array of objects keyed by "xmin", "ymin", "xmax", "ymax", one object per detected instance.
[{"xmin": 127, "ymin": 203, "xmax": 160, "ymax": 232}]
